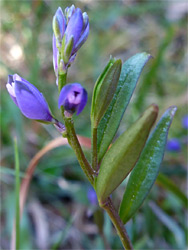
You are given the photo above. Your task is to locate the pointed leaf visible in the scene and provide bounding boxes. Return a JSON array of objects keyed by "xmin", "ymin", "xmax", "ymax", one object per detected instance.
[
  {"xmin": 96, "ymin": 104, "xmax": 158, "ymax": 203},
  {"xmin": 97, "ymin": 52, "xmax": 151, "ymax": 162},
  {"xmin": 119, "ymin": 106, "xmax": 177, "ymax": 224},
  {"xmin": 91, "ymin": 58, "xmax": 122, "ymax": 127},
  {"xmin": 91, "ymin": 58, "xmax": 114, "ymax": 118}
]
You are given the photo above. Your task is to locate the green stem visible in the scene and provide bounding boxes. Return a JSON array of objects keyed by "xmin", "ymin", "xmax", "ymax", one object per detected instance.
[
  {"xmin": 14, "ymin": 138, "xmax": 20, "ymax": 250},
  {"xmin": 58, "ymin": 72, "xmax": 95, "ymax": 185},
  {"xmin": 64, "ymin": 116, "xmax": 95, "ymax": 185},
  {"xmin": 58, "ymin": 72, "xmax": 67, "ymax": 92},
  {"xmin": 92, "ymin": 127, "xmax": 98, "ymax": 170},
  {"xmin": 58, "ymin": 66, "xmax": 132, "ymax": 249},
  {"xmin": 100, "ymin": 198, "xmax": 133, "ymax": 250}
]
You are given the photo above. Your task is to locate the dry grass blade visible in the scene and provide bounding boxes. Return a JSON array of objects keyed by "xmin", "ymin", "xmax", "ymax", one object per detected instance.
[
  {"xmin": 11, "ymin": 135, "xmax": 91, "ymax": 250},
  {"xmin": 20, "ymin": 136, "xmax": 91, "ymax": 216}
]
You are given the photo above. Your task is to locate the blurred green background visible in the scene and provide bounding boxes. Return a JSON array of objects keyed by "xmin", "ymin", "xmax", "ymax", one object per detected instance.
[{"xmin": 0, "ymin": 0, "xmax": 187, "ymax": 249}]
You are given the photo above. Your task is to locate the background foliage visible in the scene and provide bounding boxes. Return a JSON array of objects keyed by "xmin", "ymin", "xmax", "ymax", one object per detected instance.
[{"xmin": 0, "ymin": 0, "xmax": 187, "ymax": 249}]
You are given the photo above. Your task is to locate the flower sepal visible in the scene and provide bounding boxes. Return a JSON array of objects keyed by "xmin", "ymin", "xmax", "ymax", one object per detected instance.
[
  {"xmin": 52, "ymin": 7, "xmax": 66, "ymax": 45},
  {"xmin": 52, "ymin": 5, "xmax": 89, "ymax": 77},
  {"xmin": 62, "ymin": 35, "xmax": 74, "ymax": 64}
]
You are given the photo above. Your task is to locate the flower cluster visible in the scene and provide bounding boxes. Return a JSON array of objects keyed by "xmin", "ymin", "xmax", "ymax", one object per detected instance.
[
  {"xmin": 6, "ymin": 5, "xmax": 89, "ymax": 124},
  {"xmin": 52, "ymin": 5, "xmax": 89, "ymax": 76}
]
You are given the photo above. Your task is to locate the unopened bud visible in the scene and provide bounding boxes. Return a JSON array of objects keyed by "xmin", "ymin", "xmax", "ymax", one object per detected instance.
[
  {"xmin": 58, "ymin": 83, "xmax": 87, "ymax": 115},
  {"xmin": 6, "ymin": 74, "xmax": 54, "ymax": 123},
  {"xmin": 52, "ymin": 7, "xmax": 66, "ymax": 44}
]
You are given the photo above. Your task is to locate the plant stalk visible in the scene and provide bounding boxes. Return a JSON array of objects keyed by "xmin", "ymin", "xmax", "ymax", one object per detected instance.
[
  {"xmin": 14, "ymin": 138, "xmax": 20, "ymax": 250},
  {"xmin": 100, "ymin": 197, "xmax": 133, "ymax": 250},
  {"xmin": 63, "ymin": 117, "xmax": 95, "ymax": 185},
  {"xmin": 58, "ymin": 72, "xmax": 95, "ymax": 185},
  {"xmin": 58, "ymin": 72, "xmax": 67, "ymax": 92},
  {"xmin": 58, "ymin": 66, "xmax": 132, "ymax": 249},
  {"xmin": 92, "ymin": 127, "xmax": 98, "ymax": 170}
]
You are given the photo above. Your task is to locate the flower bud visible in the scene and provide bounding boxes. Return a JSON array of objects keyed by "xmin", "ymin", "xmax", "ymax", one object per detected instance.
[
  {"xmin": 65, "ymin": 9, "xmax": 84, "ymax": 50},
  {"xmin": 64, "ymin": 5, "xmax": 76, "ymax": 21},
  {"xmin": 52, "ymin": 7, "xmax": 66, "ymax": 45},
  {"xmin": 83, "ymin": 12, "xmax": 89, "ymax": 28},
  {"xmin": 65, "ymin": 8, "xmax": 89, "ymax": 55},
  {"xmin": 6, "ymin": 74, "xmax": 54, "ymax": 123},
  {"xmin": 58, "ymin": 83, "xmax": 87, "ymax": 115},
  {"xmin": 72, "ymin": 12, "xmax": 89, "ymax": 54}
]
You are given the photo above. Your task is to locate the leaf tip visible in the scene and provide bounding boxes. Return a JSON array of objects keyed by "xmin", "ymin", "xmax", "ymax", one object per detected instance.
[
  {"xmin": 112, "ymin": 58, "xmax": 122, "ymax": 71},
  {"xmin": 142, "ymin": 52, "xmax": 152, "ymax": 60},
  {"xmin": 147, "ymin": 103, "xmax": 159, "ymax": 121},
  {"xmin": 151, "ymin": 103, "xmax": 159, "ymax": 113},
  {"xmin": 116, "ymin": 58, "xmax": 122, "ymax": 64},
  {"xmin": 168, "ymin": 105, "xmax": 177, "ymax": 117}
]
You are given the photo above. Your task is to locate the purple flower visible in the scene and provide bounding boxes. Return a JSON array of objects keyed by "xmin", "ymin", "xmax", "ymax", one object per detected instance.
[
  {"xmin": 166, "ymin": 138, "xmax": 181, "ymax": 152},
  {"xmin": 52, "ymin": 7, "xmax": 66, "ymax": 44},
  {"xmin": 182, "ymin": 115, "xmax": 188, "ymax": 129},
  {"xmin": 53, "ymin": 34, "xmax": 59, "ymax": 77},
  {"xmin": 58, "ymin": 83, "xmax": 87, "ymax": 115},
  {"xmin": 87, "ymin": 187, "xmax": 98, "ymax": 205},
  {"xmin": 52, "ymin": 6, "xmax": 89, "ymax": 74},
  {"xmin": 6, "ymin": 74, "xmax": 54, "ymax": 122},
  {"xmin": 65, "ymin": 5, "xmax": 76, "ymax": 22}
]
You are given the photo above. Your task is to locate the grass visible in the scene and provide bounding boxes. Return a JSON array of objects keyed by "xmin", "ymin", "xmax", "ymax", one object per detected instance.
[{"xmin": 14, "ymin": 138, "xmax": 20, "ymax": 249}]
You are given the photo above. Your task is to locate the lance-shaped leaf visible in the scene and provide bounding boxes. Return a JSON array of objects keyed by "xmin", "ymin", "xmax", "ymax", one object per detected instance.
[
  {"xmin": 91, "ymin": 58, "xmax": 122, "ymax": 128},
  {"xmin": 119, "ymin": 106, "xmax": 177, "ymax": 224},
  {"xmin": 97, "ymin": 53, "xmax": 151, "ymax": 162},
  {"xmin": 96, "ymin": 104, "xmax": 158, "ymax": 203}
]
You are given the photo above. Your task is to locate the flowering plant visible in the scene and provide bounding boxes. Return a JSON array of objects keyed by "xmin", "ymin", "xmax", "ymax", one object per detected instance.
[{"xmin": 7, "ymin": 5, "xmax": 177, "ymax": 249}]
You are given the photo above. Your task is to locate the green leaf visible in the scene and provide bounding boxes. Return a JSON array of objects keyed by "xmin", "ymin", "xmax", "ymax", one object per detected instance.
[
  {"xmin": 96, "ymin": 104, "xmax": 158, "ymax": 203},
  {"xmin": 156, "ymin": 173, "xmax": 188, "ymax": 209},
  {"xmin": 97, "ymin": 52, "xmax": 151, "ymax": 162},
  {"xmin": 119, "ymin": 106, "xmax": 177, "ymax": 224},
  {"xmin": 91, "ymin": 58, "xmax": 122, "ymax": 127}
]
